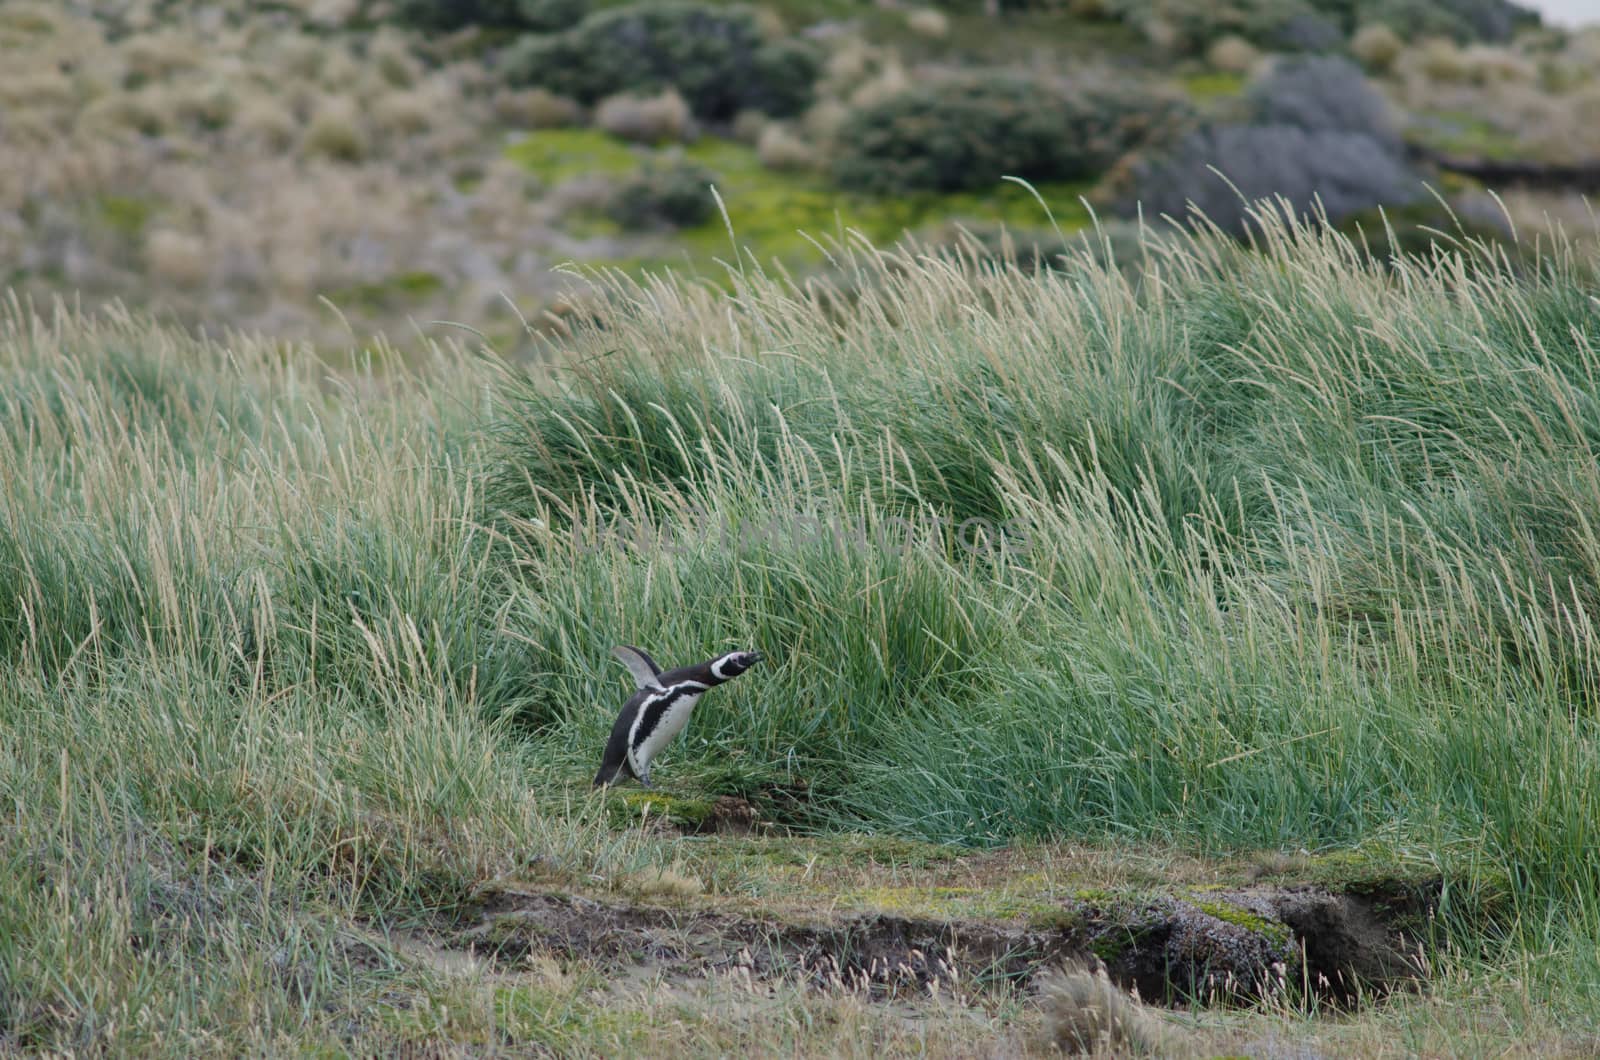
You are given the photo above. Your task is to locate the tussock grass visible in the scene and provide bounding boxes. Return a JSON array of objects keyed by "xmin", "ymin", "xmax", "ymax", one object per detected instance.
[
  {"xmin": 6, "ymin": 201, "xmax": 1600, "ymax": 1050},
  {"xmin": 493, "ymin": 210, "xmax": 1600, "ymax": 900}
]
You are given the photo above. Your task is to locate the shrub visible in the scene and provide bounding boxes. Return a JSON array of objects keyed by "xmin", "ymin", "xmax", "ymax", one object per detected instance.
[
  {"xmin": 747, "ymin": 38, "xmax": 824, "ymax": 118},
  {"xmin": 1101, "ymin": 0, "xmax": 1317, "ymax": 53},
  {"xmin": 1267, "ymin": 10, "xmax": 1343, "ymax": 50},
  {"xmin": 145, "ymin": 229, "xmax": 209, "ymax": 287},
  {"xmin": 391, "ymin": 0, "xmax": 587, "ymax": 31},
  {"xmin": 370, "ymin": 29, "xmax": 422, "ymax": 88},
  {"xmin": 1124, "ymin": 123, "xmax": 1422, "ymax": 236},
  {"xmin": 905, "ymin": 7, "xmax": 950, "ymax": 37},
  {"xmin": 1206, "ymin": 34, "xmax": 1261, "ymax": 74},
  {"xmin": 1333, "ymin": 199, "xmax": 1512, "ymax": 261},
  {"xmin": 1414, "ymin": 35, "xmax": 1470, "ymax": 79},
  {"xmin": 1352, "ymin": 0, "xmax": 1536, "ymax": 43},
  {"xmin": 515, "ymin": 0, "xmax": 590, "ymax": 30},
  {"xmin": 606, "ymin": 161, "xmax": 717, "ymax": 229},
  {"xmin": 1105, "ymin": 0, "xmax": 1532, "ymax": 51},
  {"xmin": 301, "ymin": 97, "xmax": 369, "ymax": 161},
  {"xmin": 756, "ymin": 122, "xmax": 814, "ymax": 171},
  {"xmin": 831, "ymin": 73, "xmax": 1188, "ymax": 196},
  {"xmin": 234, "ymin": 97, "xmax": 298, "ymax": 150},
  {"xmin": 501, "ymin": 3, "xmax": 819, "ymax": 120},
  {"xmin": 1350, "ymin": 22, "xmax": 1404, "ymax": 71},
  {"xmin": 1460, "ymin": 43, "xmax": 1536, "ymax": 85},
  {"xmin": 170, "ymin": 80, "xmax": 237, "ymax": 132},
  {"xmin": 492, "ymin": 87, "xmax": 582, "ymax": 127},
  {"xmin": 373, "ymin": 89, "xmax": 435, "ymax": 137},
  {"xmin": 595, "ymin": 88, "xmax": 693, "ymax": 143},
  {"xmin": 1247, "ymin": 55, "xmax": 1400, "ymax": 152},
  {"xmin": 731, "ymin": 108, "xmax": 768, "ymax": 144}
]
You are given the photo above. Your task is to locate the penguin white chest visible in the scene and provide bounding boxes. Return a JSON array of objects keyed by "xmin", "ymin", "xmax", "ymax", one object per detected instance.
[{"xmin": 627, "ymin": 684, "xmax": 706, "ymax": 776}]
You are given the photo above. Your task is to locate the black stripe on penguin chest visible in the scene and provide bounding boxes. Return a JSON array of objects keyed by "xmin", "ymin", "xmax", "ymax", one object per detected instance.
[{"xmin": 628, "ymin": 683, "xmax": 707, "ymax": 764}]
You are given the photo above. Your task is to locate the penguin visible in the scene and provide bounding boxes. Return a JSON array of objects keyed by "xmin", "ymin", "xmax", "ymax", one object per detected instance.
[{"xmin": 593, "ymin": 645, "xmax": 764, "ymax": 788}]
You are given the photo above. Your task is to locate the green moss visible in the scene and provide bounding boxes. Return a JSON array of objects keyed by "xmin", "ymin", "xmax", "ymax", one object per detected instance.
[
  {"xmin": 613, "ymin": 789, "xmax": 717, "ymax": 827},
  {"xmin": 1299, "ymin": 843, "xmax": 1440, "ymax": 891},
  {"xmin": 1026, "ymin": 907, "xmax": 1086, "ymax": 932},
  {"xmin": 697, "ymin": 833, "xmax": 960, "ymax": 871},
  {"xmin": 840, "ymin": 883, "xmax": 1080, "ymax": 924},
  {"xmin": 1191, "ymin": 899, "xmax": 1291, "ymax": 944},
  {"xmin": 1089, "ymin": 921, "xmax": 1164, "ymax": 963},
  {"xmin": 1181, "ymin": 71, "xmax": 1246, "ymax": 99},
  {"xmin": 98, "ymin": 195, "xmax": 153, "ymax": 237},
  {"xmin": 506, "ymin": 131, "xmax": 1091, "ymax": 277},
  {"xmin": 328, "ymin": 271, "xmax": 443, "ymax": 312},
  {"xmin": 1408, "ymin": 110, "xmax": 1525, "ymax": 161},
  {"xmin": 506, "ymin": 128, "xmax": 643, "ymax": 185},
  {"xmin": 678, "ymin": 136, "xmax": 1093, "ymax": 258}
]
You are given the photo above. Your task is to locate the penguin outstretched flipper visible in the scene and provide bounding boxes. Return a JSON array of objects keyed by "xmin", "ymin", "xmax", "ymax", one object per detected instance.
[{"xmin": 612, "ymin": 645, "xmax": 663, "ymax": 690}]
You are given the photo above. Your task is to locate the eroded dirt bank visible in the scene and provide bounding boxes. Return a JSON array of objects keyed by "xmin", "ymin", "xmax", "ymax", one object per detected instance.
[{"xmin": 438, "ymin": 819, "xmax": 1453, "ymax": 1014}]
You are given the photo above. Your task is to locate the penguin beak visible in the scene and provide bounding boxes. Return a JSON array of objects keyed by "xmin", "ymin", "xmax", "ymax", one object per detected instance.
[{"xmin": 748, "ymin": 651, "xmax": 765, "ymax": 664}]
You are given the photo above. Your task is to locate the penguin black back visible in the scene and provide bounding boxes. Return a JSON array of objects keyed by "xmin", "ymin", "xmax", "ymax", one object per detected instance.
[{"xmin": 593, "ymin": 645, "xmax": 763, "ymax": 788}]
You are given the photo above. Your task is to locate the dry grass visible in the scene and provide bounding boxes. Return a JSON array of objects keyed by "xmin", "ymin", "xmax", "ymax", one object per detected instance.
[
  {"xmin": 905, "ymin": 7, "xmax": 951, "ymax": 39},
  {"xmin": 8, "ymin": 206, "xmax": 1600, "ymax": 1053},
  {"xmin": 595, "ymin": 89, "xmax": 695, "ymax": 144},
  {"xmin": 1350, "ymin": 23, "xmax": 1403, "ymax": 72},
  {"xmin": 1205, "ymin": 34, "xmax": 1261, "ymax": 75},
  {"xmin": 1387, "ymin": 27, "xmax": 1600, "ymax": 165},
  {"xmin": 0, "ymin": 1, "xmax": 590, "ymax": 349},
  {"xmin": 757, "ymin": 123, "xmax": 816, "ymax": 172},
  {"xmin": 1035, "ymin": 966, "xmax": 1175, "ymax": 1057}
]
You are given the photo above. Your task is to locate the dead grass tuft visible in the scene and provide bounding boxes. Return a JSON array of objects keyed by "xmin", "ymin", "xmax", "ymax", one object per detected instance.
[
  {"xmin": 756, "ymin": 123, "xmax": 814, "ymax": 172},
  {"xmin": 1035, "ymin": 965, "xmax": 1177, "ymax": 1057},
  {"xmin": 595, "ymin": 88, "xmax": 694, "ymax": 144},
  {"xmin": 1351, "ymin": 23, "xmax": 1403, "ymax": 73},
  {"xmin": 1206, "ymin": 34, "xmax": 1260, "ymax": 75},
  {"xmin": 905, "ymin": 7, "xmax": 950, "ymax": 39},
  {"xmin": 493, "ymin": 87, "xmax": 582, "ymax": 129},
  {"xmin": 301, "ymin": 96, "xmax": 369, "ymax": 162}
]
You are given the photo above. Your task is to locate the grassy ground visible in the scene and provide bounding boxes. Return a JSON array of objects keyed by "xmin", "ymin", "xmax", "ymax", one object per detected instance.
[{"xmin": 5, "ymin": 205, "xmax": 1600, "ymax": 1053}]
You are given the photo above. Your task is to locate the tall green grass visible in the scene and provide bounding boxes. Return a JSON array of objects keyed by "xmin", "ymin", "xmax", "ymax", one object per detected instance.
[
  {"xmin": 492, "ymin": 210, "xmax": 1600, "ymax": 904},
  {"xmin": 5, "ymin": 201, "xmax": 1600, "ymax": 1049},
  {"xmin": 0, "ymin": 297, "xmax": 655, "ymax": 1051}
]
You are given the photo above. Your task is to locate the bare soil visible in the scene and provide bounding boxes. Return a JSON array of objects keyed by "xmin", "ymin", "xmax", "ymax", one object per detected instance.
[{"xmin": 445, "ymin": 872, "xmax": 1434, "ymax": 1012}]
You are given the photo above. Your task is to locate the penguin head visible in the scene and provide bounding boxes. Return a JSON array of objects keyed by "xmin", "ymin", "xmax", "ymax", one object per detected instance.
[{"xmin": 710, "ymin": 650, "xmax": 763, "ymax": 680}]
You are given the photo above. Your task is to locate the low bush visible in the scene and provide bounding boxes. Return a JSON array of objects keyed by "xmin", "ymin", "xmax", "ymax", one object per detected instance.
[
  {"xmin": 492, "ymin": 86, "xmax": 582, "ymax": 128},
  {"xmin": 606, "ymin": 161, "xmax": 717, "ymax": 229},
  {"xmin": 502, "ymin": 3, "xmax": 820, "ymax": 120},
  {"xmin": 1104, "ymin": 0, "xmax": 1536, "ymax": 52},
  {"xmin": 391, "ymin": 0, "xmax": 588, "ymax": 32},
  {"xmin": 594, "ymin": 88, "xmax": 693, "ymax": 143},
  {"xmin": 1207, "ymin": 34, "xmax": 1263, "ymax": 74},
  {"xmin": 1102, "ymin": 0, "xmax": 1319, "ymax": 53},
  {"xmin": 1247, "ymin": 55, "xmax": 1400, "ymax": 150},
  {"xmin": 832, "ymin": 73, "xmax": 1188, "ymax": 196},
  {"xmin": 1124, "ymin": 122, "xmax": 1421, "ymax": 235},
  {"xmin": 756, "ymin": 123, "xmax": 814, "ymax": 170},
  {"xmin": 1351, "ymin": 0, "xmax": 1536, "ymax": 42},
  {"xmin": 1350, "ymin": 21, "xmax": 1404, "ymax": 70}
]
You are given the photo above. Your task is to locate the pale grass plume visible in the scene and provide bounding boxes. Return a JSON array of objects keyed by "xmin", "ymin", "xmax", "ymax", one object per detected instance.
[
  {"xmin": 1206, "ymin": 34, "xmax": 1261, "ymax": 75},
  {"xmin": 905, "ymin": 7, "xmax": 950, "ymax": 38},
  {"xmin": 757, "ymin": 123, "xmax": 815, "ymax": 172},
  {"xmin": 1351, "ymin": 23, "xmax": 1403, "ymax": 72},
  {"xmin": 1034, "ymin": 965, "xmax": 1177, "ymax": 1057},
  {"xmin": 595, "ymin": 88, "xmax": 695, "ymax": 144}
]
